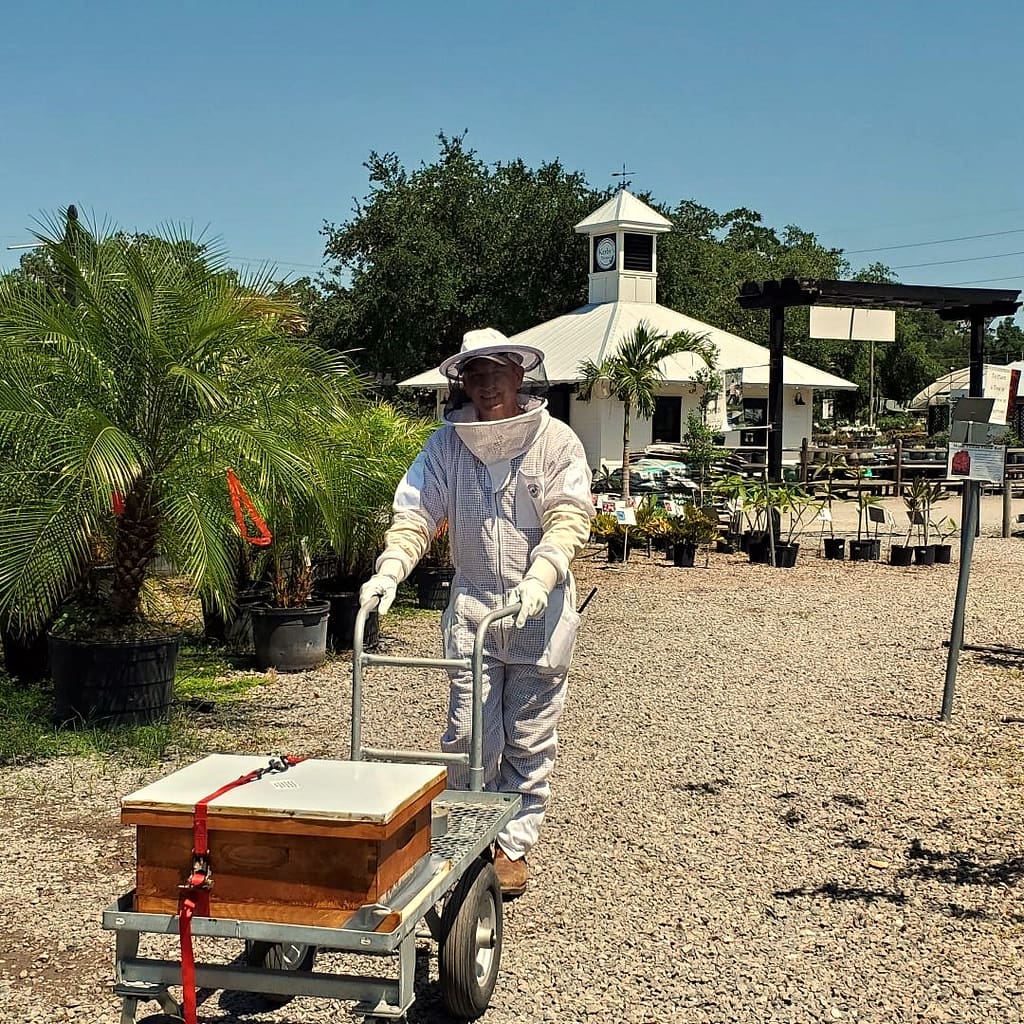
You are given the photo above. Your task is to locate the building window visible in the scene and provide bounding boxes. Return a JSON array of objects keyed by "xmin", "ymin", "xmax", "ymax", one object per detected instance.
[
  {"xmin": 652, "ymin": 396, "xmax": 681, "ymax": 442},
  {"xmin": 547, "ymin": 384, "xmax": 570, "ymax": 424},
  {"xmin": 623, "ymin": 233, "xmax": 653, "ymax": 272}
]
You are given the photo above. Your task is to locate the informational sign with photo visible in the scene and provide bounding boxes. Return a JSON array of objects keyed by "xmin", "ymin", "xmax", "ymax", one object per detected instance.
[
  {"xmin": 614, "ymin": 507, "xmax": 637, "ymax": 526},
  {"xmin": 946, "ymin": 444, "xmax": 1006, "ymax": 484}
]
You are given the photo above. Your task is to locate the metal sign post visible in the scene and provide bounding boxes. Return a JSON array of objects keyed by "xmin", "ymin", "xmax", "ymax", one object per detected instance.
[{"xmin": 941, "ymin": 405, "xmax": 1005, "ymax": 720}]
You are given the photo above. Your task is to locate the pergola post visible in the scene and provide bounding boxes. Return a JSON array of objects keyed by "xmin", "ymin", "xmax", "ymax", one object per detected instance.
[{"xmin": 768, "ymin": 304, "xmax": 785, "ymax": 481}]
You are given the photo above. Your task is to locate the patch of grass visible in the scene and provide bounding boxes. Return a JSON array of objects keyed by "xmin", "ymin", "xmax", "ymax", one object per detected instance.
[
  {"xmin": 0, "ymin": 637, "xmax": 268, "ymax": 766},
  {"xmin": 0, "ymin": 673, "xmax": 199, "ymax": 766},
  {"xmin": 174, "ymin": 638, "xmax": 269, "ymax": 704}
]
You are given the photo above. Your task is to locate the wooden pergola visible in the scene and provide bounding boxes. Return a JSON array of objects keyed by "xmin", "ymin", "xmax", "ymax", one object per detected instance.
[{"xmin": 736, "ymin": 278, "xmax": 1021, "ymax": 481}]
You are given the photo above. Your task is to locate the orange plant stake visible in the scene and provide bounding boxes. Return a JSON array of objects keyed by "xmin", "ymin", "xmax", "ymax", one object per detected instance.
[{"xmin": 226, "ymin": 470, "xmax": 272, "ymax": 546}]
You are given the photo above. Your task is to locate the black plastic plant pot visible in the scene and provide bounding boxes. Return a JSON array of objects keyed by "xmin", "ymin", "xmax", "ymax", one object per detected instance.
[
  {"xmin": 417, "ymin": 566, "xmax": 456, "ymax": 608},
  {"xmin": 673, "ymin": 542, "xmax": 697, "ymax": 567},
  {"xmin": 715, "ymin": 539, "xmax": 736, "ymax": 555},
  {"xmin": 849, "ymin": 539, "xmax": 880, "ymax": 562},
  {"xmin": 739, "ymin": 531, "xmax": 752, "ymax": 553},
  {"xmin": 1, "ymin": 622, "xmax": 51, "ymax": 685},
  {"xmin": 823, "ymin": 538, "xmax": 845, "ymax": 561},
  {"xmin": 251, "ymin": 601, "xmax": 330, "ymax": 672},
  {"xmin": 914, "ymin": 544, "xmax": 937, "ymax": 566},
  {"xmin": 202, "ymin": 584, "xmax": 272, "ymax": 650},
  {"xmin": 48, "ymin": 633, "xmax": 181, "ymax": 726},
  {"xmin": 889, "ymin": 544, "xmax": 914, "ymax": 567},
  {"xmin": 934, "ymin": 544, "xmax": 952, "ymax": 564},
  {"xmin": 314, "ymin": 586, "xmax": 379, "ymax": 652},
  {"xmin": 606, "ymin": 536, "xmax": 630, "ymax": 564},
  {"xmin": 748, "ymin": 534, "xmax": 771, "ymax": 564},
  {"xmin": 774, "ymin": 542, "xmax": 800, "ymax": 569}
]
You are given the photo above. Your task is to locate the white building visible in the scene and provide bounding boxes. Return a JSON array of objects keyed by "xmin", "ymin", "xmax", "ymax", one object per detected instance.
[{"xmin": 399, "ymin": 190, "xmax": 856, "ymax": 470}]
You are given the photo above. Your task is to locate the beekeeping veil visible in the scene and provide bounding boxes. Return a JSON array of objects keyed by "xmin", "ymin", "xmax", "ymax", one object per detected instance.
[{"xmin": 439, "ymin": 328, "xmax": 551, "ymax": 468}]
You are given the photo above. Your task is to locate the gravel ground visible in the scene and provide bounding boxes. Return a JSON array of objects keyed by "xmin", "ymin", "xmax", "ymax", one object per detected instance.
[{"xmin": 3, "ymin": 510, "xmax": 1024, "ymax": 1024}]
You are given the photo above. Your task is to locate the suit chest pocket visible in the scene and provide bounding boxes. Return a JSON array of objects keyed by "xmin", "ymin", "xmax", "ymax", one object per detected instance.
[{"xmin": 513, "ymin": 472, "xmax": 544, "ymax": 530}]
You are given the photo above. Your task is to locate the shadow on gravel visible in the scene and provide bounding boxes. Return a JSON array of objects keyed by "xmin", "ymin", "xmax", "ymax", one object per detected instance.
[
  {"xmin": 675, "ymin": 777, "xmax": 732, "ymax": 795},
  {"xmin": 214, "ymin": 945, "xmax": 460, "ymax": 1023},
  {"xmin": 862, "ymin": 709, "xmax": 935, "ymax": 723},
  {"xmin": 901, "ymin": 838, "xmax": 1024, "ymax": 887},
  {"xmin": 774, "ymin": 882, "xmax": 909, "ymax": 906}
]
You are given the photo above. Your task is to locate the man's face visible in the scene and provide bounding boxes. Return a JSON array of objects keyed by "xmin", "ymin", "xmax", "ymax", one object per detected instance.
[{"xmin": 461, "ymin": 357, "xmax": 524, "ymax": 421}]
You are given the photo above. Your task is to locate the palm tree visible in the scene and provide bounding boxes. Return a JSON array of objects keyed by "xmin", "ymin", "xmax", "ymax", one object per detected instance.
[
  {"xmin": 578, "ymin": 320, "xmax": 717, "ymax": 498},
  {"xmin": 0, "ymin": 212, "xmax": 364, "ymax": 636}
]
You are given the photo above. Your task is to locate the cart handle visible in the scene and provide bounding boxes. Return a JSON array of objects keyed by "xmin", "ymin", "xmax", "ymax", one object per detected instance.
[{"xmin": 351, "ymin": 595, "xmax": 521, "ymax": 793}]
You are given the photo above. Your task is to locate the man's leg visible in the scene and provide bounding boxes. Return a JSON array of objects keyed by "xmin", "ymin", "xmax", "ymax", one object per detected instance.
[
  {"xmin": 495, "ymin": 665, "xmax": 569, "ymax": 860},
  {"xmin": 440, "ymin": 656, "xmax": 505, "ymax": 792}
]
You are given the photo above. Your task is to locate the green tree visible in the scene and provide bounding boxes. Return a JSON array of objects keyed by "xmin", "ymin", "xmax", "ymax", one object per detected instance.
[
  {"xmin": 0, "ymin": 212, "xmax": 363, "ymax": 634},
  {"xmin": 989, "ymin": 317, "xmax": 1024, "ymax": 363},
  {"xmin": 578, "ymin": 322, "xmax": 715, "ymax": 498},
  {"xmin": 319, "ymin": 133, "xmax": 609, "ymax": 379}
]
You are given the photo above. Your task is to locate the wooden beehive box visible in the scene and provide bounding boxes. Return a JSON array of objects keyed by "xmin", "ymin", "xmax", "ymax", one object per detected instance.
[{"xmin": 121, "ymin": 754, "xmax": 447, "ymax": 927}]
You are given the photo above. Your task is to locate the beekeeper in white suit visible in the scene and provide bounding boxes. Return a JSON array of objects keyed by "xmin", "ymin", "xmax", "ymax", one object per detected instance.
[{"xmin": 361, "ymin": 328, "xmax": 593, "ymax": 897}]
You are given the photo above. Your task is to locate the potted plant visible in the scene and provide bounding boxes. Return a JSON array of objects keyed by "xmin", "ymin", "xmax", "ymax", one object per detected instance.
[
  {"xmin": 250, "ymin": 500, "xmax": 333, "ymax": 673},
  {"xmin": 311, "ymin": 404, "xmax": 433, "ymax": 646},
  {"xmin": 932, "ymin": 517, "xmax": 957, "ymax": 564},
  {"xmin": 0, "ymin": 214, "xmax": 362, "ymax": 719},
  {"xmin": 416, "ymin": 520, "xmax": 456, "ymax": 609},
  {"xmin": 712, "ymin": 473, "xmax": 747, "ymax": 550},
  {"xmin": 813, "ymin": 452, "xmax": 848, "ymax": 560},
  {"xmin": 591, "ymin": 511, "xmax": 629, "ymax": 562},
  {"xmin": 889, "ymin": 514, "xmax": 915, "ymax": 568},
  {"xmin": 743, "ymin": 480, "xmax": 780, "ymax": 564},
  {"xmin": 773, "ymin": 484, "xmax": 819, "ymax": 569},
  {"xmin": 904, "ymin": 477, "xmax": 945, "ymax": 566},
  {"xmin": 668, "ymin": 503, "xmax": 721, "ymax": 568},
  {"xmin": 848, "ymin": 467, "xmax": 881, "ymax": 561},
  {"xmin": 200, "ymin": 538, "xmax": 272, "ymax": 651}
]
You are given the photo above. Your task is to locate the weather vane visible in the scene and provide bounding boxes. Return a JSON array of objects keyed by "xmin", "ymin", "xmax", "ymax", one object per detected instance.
[{"xmin": 611, "ymin": 164, "xmax": 634, "ymax": 191}]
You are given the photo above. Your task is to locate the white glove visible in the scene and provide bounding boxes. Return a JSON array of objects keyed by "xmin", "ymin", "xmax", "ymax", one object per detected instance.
[
  {"xmin": 359, "ymin": 558, "xmax": 405, "ymax": 615},
  {"xmin": 507, "ymin": 578, "xmax": 550, "ymax": 628}
]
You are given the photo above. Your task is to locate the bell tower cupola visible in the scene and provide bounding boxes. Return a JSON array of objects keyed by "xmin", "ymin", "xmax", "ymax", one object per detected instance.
[{"xmin": 574, "ymin": 188, "xmax": 672, "ymax": 305}]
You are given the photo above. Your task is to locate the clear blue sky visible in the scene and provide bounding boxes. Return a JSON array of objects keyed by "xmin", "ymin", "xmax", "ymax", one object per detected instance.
[{"xmin": 3, "ymin": 0, "xmax": 1023, "ymax": 313}]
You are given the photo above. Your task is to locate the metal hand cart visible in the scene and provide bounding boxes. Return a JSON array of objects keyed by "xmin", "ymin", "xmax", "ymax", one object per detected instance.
[{"xmin": 103, "ymin": 601, "xmax": 522, "ymax": 1023}]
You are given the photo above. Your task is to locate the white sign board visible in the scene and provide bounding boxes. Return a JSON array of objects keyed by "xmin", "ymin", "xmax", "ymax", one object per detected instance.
[
  {"xmin": 949, "ymin": 367, "xmax": 1018, "ymax": 425},
  {"xmin": 946, "ymin": 444, "xmax": 1006, "ymax": 484},
  {"xmin": 809, "ymin": 306, "xmax": 896, "ymax": 342},
  {"xmin": 614, "ymin": 507, "xmax": 637, "ymax": 526}
]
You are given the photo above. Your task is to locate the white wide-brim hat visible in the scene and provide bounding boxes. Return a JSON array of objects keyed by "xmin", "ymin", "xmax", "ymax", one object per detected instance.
[{"xmin": 437, "ymin": 327, "xmax": 545, "ymax": 381}]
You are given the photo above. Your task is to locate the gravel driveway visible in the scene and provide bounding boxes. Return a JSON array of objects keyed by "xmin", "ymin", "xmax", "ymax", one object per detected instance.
[{"xmin": 3, "ymin": 534, "xmax": 1023, "ymax": 1024}]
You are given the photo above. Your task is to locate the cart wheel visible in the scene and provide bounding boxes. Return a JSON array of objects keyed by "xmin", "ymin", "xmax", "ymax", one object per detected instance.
[
  {"xmin": 438, "ymin": 857, "xmax": 503, "ymax": 1020},
  {"xmin": 244, "ymin": 939, "xmax": 316, "ymax": 1007}
]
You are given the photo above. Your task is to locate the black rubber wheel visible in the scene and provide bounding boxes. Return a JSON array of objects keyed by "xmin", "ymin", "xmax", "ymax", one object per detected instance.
[
  {"xmin": 438, "ymin": 857, "xmax": 503, "ymax": 1021},
  {"xmin": 243, "ymin": 939, "xmax": 316, "ymax": 1007}
]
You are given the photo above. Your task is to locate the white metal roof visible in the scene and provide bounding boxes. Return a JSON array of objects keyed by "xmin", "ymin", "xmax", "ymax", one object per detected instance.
[
  {"xmin": 908, "ymin": 362, "xmax": 1024, "ymax": 409},
  {"xmin": 399, "ymin": 300, "xmax": 858, "ymax": 391},
  {"xmin": 573, "ymin": 189, "xmax": 673, "ymax": 235}
]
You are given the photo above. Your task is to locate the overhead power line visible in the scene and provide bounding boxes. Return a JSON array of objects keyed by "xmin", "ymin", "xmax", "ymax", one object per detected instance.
[
  {"xmin": 891, "ymin": 249, "xmax": 1024, "ymax": 270},
  {"xmin": 948, "ymin": 273, "xmax": 1024, "ymax": 286},
  {"xmin": 846, "ymin": 226, "xmax": 1024, "ymax": 255}
]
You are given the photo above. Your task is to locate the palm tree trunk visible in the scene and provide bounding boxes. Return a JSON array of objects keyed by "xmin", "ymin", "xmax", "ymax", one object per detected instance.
[
  {"xmin": 110, "ymin": 478, "xmax": 160, "ymax": 622},
  {"xmin": 621, "ymin": 401, "xmax": 631, "ymax": 500}
]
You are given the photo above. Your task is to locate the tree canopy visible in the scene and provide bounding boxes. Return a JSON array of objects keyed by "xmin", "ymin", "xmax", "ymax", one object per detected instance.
[{"xmin": 296, "ymin": 134, "xmax": 1017, "ymax": 419}]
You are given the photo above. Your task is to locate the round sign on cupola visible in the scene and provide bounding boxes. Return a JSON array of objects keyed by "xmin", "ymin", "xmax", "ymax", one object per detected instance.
[{"xmin": 594, "ymin": 234, "xmax": 616, "ymax": 272}]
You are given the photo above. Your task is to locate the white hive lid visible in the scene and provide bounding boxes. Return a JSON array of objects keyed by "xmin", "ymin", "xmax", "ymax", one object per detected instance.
[{"xmin": 121, "ymin": 753, "xmax": 447, "ymax": 825}]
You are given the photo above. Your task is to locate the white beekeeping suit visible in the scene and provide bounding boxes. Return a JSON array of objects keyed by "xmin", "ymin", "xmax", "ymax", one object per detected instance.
[{"xmin": 362, "ymin": 329, "xmax": 593, "ymax": 894}]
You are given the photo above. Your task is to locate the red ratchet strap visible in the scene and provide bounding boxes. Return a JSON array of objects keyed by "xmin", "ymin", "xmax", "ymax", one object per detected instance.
[
  {"xmin": 226, "ymin": 469, "xmax": 272, "ymax": 547},
  {"xmin": 177, "ymin": 754, "xmax": 306, "ymax": 1024}
]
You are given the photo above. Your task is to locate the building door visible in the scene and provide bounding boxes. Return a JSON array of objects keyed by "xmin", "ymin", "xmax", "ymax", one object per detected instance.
[{"xmin": 652, "ymin": 396, "xmax": 682, "ymax": 443}]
